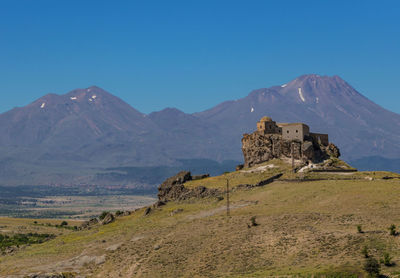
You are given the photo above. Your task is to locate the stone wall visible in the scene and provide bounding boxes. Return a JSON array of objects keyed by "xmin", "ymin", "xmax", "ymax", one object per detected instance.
[
  {"xmin": 241, "ymin": 131, "xmax": 339, "ymax": 168},
  {"xmin": 309, "ymin": 132, "xmax": 329, "ymax": 146}
]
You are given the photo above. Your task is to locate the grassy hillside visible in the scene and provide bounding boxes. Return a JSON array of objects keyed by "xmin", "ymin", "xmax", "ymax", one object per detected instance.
[{"xmin": 1, "ymin": 163, "xmax": 400, "ymax": 277}]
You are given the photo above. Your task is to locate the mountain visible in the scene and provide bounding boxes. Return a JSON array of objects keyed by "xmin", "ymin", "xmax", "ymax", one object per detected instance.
[
  {"xmin": 0, "ymin": 87, "xmax": 233, "ymax": 186},
  {"xmin": 0, "ymin": 75, "xmax": 399, "ymax": 187},
  {"xmin": 195, "ymin": 74, "xmax": 400, "ymax": 162},
  {"xmin": 350, "ymin": 156, "xmax": 400, "ymax": 173}
]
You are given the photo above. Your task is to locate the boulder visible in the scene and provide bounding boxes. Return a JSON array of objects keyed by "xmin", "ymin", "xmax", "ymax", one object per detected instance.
[
  {"xmin": 192, "ymin": 174, "xmax": 210, "ymax": 180},
  {"xmin": 143, "ymin": 207, "xmax": 152, "ymax": 216},
  {"xmin": 325, "ymin": 143, "xmax": 341, "ymax": 158},
  {"xmin": 101, "ymin": 213, "xmax": 114, "ymax": 225},
  {"xmin": 236, "ymin": 164, "xmax": 244, "ymax": 171},
  {"xmin": 157, "ymin": 171, "xmax": 221, "ymax": 202},
  {"xmin": 81, "ymin": 217, "xmax": 99, "ymax": 229},
  {"xmin": 157, "ymin": 171, "xmax": 192, "ymax": 202},
  {"xmin": 153, "ymin": 200, "xmax": 166, "ymax": 208}
]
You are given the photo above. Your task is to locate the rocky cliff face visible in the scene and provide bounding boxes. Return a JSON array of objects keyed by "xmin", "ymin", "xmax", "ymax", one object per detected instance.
[
  {"xmin": 157, "ymin": 171, "xmax": 220, "ymax": 202},
  {"xmin": 241, "ymin": 131, "xmax": 340, "ymax": 167}
]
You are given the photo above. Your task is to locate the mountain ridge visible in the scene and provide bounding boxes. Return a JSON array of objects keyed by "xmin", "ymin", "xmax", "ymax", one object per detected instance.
[{"xmin": 0, "ymin": 74, "xmax": 399, "ymax": 187}]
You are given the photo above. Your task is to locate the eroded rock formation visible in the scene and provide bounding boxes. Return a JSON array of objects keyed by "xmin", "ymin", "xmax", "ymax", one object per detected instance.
[
  {"xmin": 158, "ymin": 171, "xmax": 220, "ymax": 202},
  {"xmin": 241, "ymin": 132, "xmax": 340, "ymax": 168}
]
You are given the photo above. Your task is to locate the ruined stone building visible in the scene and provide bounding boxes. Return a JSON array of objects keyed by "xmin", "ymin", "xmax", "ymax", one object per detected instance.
[
  {"xmin": 256, "ymin": 116, "xmax": 329, "ymax": 145},
  {"xmin": 242, "ymin": 116, "xmax": 338, "ymax": 167}
]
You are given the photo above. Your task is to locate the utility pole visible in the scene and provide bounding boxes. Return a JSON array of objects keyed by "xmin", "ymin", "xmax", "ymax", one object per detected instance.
[
  {"xmin": 226, "ymin": 179, "xmax": 230, "ymax": 218},
  {"xmin": 291, "ymin": 142, "xmax": 295, "ymax": 173}
]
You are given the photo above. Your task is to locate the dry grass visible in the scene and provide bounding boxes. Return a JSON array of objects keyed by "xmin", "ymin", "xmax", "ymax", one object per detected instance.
[
  {"xmin": 0, "ymin": 217, "xmax": 82, "ymax": 235},
  {"xmin": 185, "ymin": 159, "xmax": 291, "ymax": 190},
  {"xmin": 2, "ymin": 176, "xmax": 400, "ymax": 277}
]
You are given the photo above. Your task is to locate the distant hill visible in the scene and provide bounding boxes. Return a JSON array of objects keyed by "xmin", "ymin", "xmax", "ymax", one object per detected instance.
[
  {"xmin": 350, "ymin": 156, "xmax": 400, "ymax": 173},
  {"xmin": 0, "ymin": 74, "xmax": 399, "ymax": 187}
]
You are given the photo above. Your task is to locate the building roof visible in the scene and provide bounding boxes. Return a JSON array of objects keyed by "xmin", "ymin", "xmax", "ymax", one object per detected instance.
[
  {"xmin": 260, "ymin": 116, "xmax": 272, "ymax": 122},
  {"xmin": 277, "ymin": 122, "xmax": 309, "ymax": 127}
]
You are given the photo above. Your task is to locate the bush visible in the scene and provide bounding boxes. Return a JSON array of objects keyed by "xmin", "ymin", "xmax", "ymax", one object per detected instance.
[
  {"xmin": 250, "ymin": 216, "xmax": 258, "ymax": 227},
  {"xmin": 115, "ymin": 210, "xmax": 123, "ymax": 216},
  {"xmin": 380, "ymin": 252, "xmax": 393, "ymax": 266},
  {"xmin": 99, "ymin": 211, "xmax": 109, "ymax": 220},
  {"xmin": 361, "ymin": 246, "xmax": 369, "ymax": 258},
  {"xmin": 364, "ymin": 257, "xmax": 380, "ymax": 277},
  {"xmin": 388, "ymin": 224, "xmax": 397, "ymax": 236},
  {"xmin": 357, "ymin": 225, "xmax": 363, "ymax": 233},
  {"xmin": 60, "ymin": 221, "xmax": 68, "ymax": 226},
  {"xmin": 0, "ymin": 233, "xmax": 54, "ymax": 249}
]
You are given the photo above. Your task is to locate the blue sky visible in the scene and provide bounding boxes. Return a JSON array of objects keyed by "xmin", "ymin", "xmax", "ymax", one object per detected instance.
[{"xmin": 0, "ymin": 0, "xmax": 399, "ymax": 114}]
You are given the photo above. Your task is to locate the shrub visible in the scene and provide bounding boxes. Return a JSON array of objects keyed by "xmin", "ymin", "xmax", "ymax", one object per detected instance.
[
  {"xmin": 380, "ymin": 252, "xmax": 393, "ymax": 266},
  {"xmin": 357, "ymin": 225, "xmax": 363, "ymax": 233},
  {"xmin": 364, "ymin": 257, "xmax": 380, "ymax": 277},
  {"xmin": 361, "ymin": 246, "xmax": 369, "ymax": 258},
  {"xmin": 115, "ymin": 210, "xmax": 123, "ymax": 216},
  {"xmin": 388, "ymin": 224, "xmax": 397, "ymax": 236},
  {"xmin": 99, "ymin": 211, "xmax": 109, "ymax": 220},
  {"xmin": 0, "ymin": 233, "xmax": 54, "ymax": 249},
  {"xmin": 250, "ymin": 216, "xmax": 258, "ymax": 227},
  {"xmin": 60, "ymin": 221, "xmax": 68, "ymax": 226}
]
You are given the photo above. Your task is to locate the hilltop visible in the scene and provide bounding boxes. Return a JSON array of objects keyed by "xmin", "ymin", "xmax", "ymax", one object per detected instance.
[{"xmin": 1, "ymin": 159, "xmax": 400, "ymax": 277}]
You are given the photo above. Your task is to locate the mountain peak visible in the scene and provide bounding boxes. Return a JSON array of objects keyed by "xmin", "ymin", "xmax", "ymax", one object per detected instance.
[
  {"xmin": 291, "ymin": 74, "xmax": 346, "ymax": 84},
  {"xmin": 155, "ymin": 107, "xmax": 186, "ymax": 115},
  {"xmin": 276, "ymin": 74, "xmax": 358, "ymax": 102},
  {"xmin": 65, "ymin": 86, "xmax": 110, "ymax": 97}
]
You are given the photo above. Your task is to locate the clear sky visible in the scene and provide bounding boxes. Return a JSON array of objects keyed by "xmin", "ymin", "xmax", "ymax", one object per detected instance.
[{"xmin": 0, "ymin": 0, "xmax": 399, "ymax": 114}]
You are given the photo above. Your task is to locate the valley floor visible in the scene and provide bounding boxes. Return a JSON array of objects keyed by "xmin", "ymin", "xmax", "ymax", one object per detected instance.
[
  {"xmin": 1, "ymin": 176, "xmax": 400, "ymax": 277},
  {"xmin": 0, "ymin": 194, "xmax": 157, "ymax": 219}
]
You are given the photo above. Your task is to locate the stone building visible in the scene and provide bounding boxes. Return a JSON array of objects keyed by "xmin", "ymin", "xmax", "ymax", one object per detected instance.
[
  {"xmin": 255, "ymin": 116, "xmax": 329, "ymax": 146},
  {"xmin": 309, "ymin": 133, "xmax": 329, "ymax": 146},
  {"xmin": 257, "ymin": 116, "xmax": 281, "ymax": 134},
  {"xmin": 242, "ymin": 116, "xmax": 336, "ymax": 167}
]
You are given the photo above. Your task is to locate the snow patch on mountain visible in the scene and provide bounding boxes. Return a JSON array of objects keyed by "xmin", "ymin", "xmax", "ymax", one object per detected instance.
[
  {"xmin": 298, "ymin": 88, "xmax": 305, "ymax": 102},
  {"xmin": 40, "ymin": 103, "xmax": 46, "ymax": 109}
]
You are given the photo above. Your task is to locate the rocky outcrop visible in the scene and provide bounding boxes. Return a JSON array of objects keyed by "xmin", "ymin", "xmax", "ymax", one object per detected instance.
[
  {"xmin": 326, "ymin": 143, "xmax": 341, "ymax": 158},
  {"xmin": 158, "ymin": 171, "xmax": 220, "ymax": 202},
  {"xmin": 81, "ymin": 217, "xmax": 99, "ymax": 229},
  {"xmin": 157, "ymin": 171, "xmax": 192, "ymax": 202},
  {"xmin": 192, "ymin": 174, "xmax": 210, "ymax": 180},
  {"xmin": 242, "ymin": 132, "xmax": 340, "ymax": 167},
  {"xmin": 100, "ymin": 213, "xmax": 115, "ymax": 225}
]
